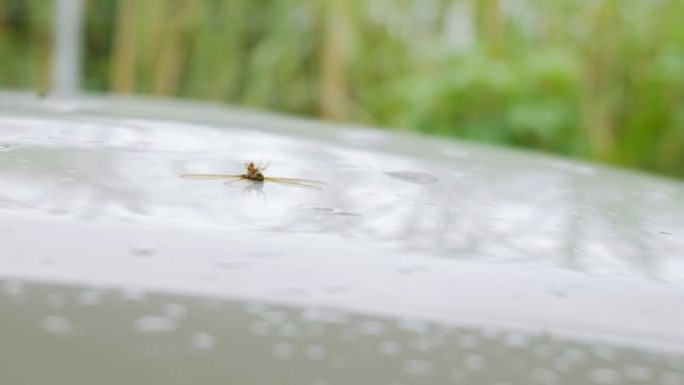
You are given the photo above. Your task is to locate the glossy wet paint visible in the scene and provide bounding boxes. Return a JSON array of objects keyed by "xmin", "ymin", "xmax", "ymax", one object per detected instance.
[{"xmin": 0, "ymin": 93, "xmax": 683, "ymax": 384}]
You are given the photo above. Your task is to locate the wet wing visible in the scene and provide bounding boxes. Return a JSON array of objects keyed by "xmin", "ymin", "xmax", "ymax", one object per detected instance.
[
  {"xmin": 263, "ymin": 176, "xmax": 326, "ymax": 189},
  {"xmin": 179, "ymin": 173, "xmax": 245, "ymax": 180}
]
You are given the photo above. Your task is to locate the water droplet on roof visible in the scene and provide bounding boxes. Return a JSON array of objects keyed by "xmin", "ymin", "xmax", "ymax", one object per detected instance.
[
  {"xmin": 385, "ymin": 170, "xmax": 439, "ymax": 185},
  {"xmin": 41, "ymin": 316, "xmax": 73, "ymax": 335},
  {"xmin": 214, "ymin": 255, "xmax": 252, "ymax": 269},
  {"xmin": 162, "ymin": 303, "xmax": 187, "ymax": 319},
  {"xmin": 129, "ymin": 241, "xmax": 157, "ymax": 257},
  {"xmin": 272, "ymin": 342, "xmax": 294, "ymax": 359},
  {"xmin": 134, "ymin": 315, "xmax": 176, "ymax": 333},
  {"xmin": 77, "ymin": 290, "xmax": 104, "ymax": 306},
  {"xmin": 191, "ymin": 332, "xmax": 217, "ymax": 351},
  {"xmin": 0, "ymin": 144, "xmax": 17, "ymax": 152}
]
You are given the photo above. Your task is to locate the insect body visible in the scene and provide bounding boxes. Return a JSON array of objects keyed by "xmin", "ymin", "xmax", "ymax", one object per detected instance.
[
  {"xmin": 244, "ymin": 161, "xmax": 265, "ymax": 181},
  {"xmin": 180, "ymin": 161, "xmax": 325, "ymax": 189}
]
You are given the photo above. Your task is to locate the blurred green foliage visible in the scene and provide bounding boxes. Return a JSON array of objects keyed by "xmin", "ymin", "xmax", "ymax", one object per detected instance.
[{"xmin": 1, "ymin": 0, "xmax": 683, "ymax": 178}]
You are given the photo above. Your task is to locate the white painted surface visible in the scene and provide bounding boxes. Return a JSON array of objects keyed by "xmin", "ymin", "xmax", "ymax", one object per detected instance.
[{"xmin": 1, "ymin": 92, "xmax": 683, "ymax": 384}]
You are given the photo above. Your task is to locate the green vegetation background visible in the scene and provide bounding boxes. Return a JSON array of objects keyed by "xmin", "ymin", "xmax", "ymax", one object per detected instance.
[{"xmin": 2, "ymin": 0, "xmax": 683, "ymax": 178}]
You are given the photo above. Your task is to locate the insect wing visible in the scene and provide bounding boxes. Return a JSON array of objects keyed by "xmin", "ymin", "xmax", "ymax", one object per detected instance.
[
  {"xmin": 179, "ymin": 173, "xmax": 245, "ymax": 180},
  {"xmin": 223, "ymin": 178, "xmax": 253, "ymax": 187},
  {"xmin": 263, "ymin": 176, "xmax": 326, "ymax": 189}
]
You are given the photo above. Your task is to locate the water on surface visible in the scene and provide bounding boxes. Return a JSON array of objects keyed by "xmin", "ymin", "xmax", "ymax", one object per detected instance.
[
  {"xmin": 1, "ymin": 281, "xmax": 682, "ymax": 385},
  {"xmin": 1, "ymin": 95, "xmax": 684, "ymax": 384},
  {"xmin": 0, "ymin": 109, "xmax": 682, "ymax": 283}
]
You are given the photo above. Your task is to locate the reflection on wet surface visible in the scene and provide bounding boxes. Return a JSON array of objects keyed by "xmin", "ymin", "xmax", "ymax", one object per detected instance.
[
  {"xmin": 0, "ymin": 110, "xmax": 683, "ymax": 283},
  {"xmin": 1, "ymin": 95, "xmax": 684, "ymax": 383}
]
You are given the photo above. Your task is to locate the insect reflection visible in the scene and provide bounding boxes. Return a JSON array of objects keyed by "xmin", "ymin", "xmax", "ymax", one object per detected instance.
[{"xmin": 180, "ymin": 161, "xmax": 326, "ymax": 189}]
